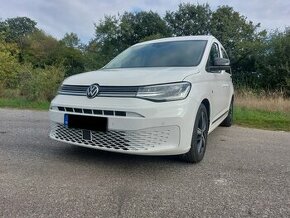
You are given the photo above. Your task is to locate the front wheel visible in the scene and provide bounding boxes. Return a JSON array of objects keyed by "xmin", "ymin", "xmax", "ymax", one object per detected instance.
[{"xmin": 181, "ymin": 104, "xmax": 209, "ymax": 163}]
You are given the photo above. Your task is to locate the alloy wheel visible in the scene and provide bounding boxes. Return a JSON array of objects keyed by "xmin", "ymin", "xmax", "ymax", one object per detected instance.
[{"xmin": 196, "ymin": 111, "xmax": 207, "ymax": 154}]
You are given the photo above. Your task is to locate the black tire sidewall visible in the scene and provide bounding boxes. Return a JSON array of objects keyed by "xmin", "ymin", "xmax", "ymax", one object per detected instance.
[
  {"xmin": 221, "ymin": 99, "xmax": 233, "ymax": 127},
  {"xmin": 189, "ymin": 104, "xmax": 209, "ymax": 162},
  {"xmin": 229, "ymin": 100, "xmax": 233, "ymax": 124}
]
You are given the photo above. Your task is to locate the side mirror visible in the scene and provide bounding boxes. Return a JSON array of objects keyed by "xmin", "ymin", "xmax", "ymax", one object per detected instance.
[
  {"xmin": 214, "ymin": 57, "xmax": 230, "ymax": 66},
  {"xmin": 207, "ymin": 58, "xmax": 231, "ymax": 72}
]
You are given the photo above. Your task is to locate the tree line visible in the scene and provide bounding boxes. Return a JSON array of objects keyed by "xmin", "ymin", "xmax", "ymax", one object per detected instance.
[{"xmin": 0, "ymin": 3, "xmax": 289, "ymax": 101}]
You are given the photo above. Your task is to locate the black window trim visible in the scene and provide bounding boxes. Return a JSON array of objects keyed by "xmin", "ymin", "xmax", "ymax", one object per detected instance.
[{"xmin": 206, "ymin": 42, "xmax": 221, "ymax": 73}]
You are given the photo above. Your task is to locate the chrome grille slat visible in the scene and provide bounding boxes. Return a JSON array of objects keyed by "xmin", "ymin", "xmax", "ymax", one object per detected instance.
[
  {"xmin": 58, "ymin": 92, "xmax": 87, "ymax": 96},
  {"xmin": 98, "ymin": 93, "xmax": 136, "ymax": 97},
  {"xmin": 59, "ymin": 85, "xmax": 138, "ymax": 97}
]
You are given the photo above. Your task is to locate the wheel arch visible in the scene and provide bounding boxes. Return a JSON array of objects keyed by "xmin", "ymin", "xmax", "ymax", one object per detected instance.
[{"xmin": 201, "ymin": 98, "xmax": 210, "ymax": 125}]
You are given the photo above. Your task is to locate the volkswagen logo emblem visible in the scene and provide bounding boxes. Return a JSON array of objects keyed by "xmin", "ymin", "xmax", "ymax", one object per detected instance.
[{"xmin": 86, "ymin": 84, "xmax": 99, "ymax": 99}]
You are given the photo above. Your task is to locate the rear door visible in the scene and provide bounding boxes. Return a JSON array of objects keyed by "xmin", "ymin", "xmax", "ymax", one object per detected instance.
[{"xmin": 219, "ymin": 45, "xmax": 232, "ymax": 110}]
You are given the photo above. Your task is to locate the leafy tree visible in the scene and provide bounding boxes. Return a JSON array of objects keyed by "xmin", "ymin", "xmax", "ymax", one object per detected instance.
[
  {"xmin": 0, "ymin": 17, "xmax": 37, "ymax": 62},
  {"xmin": 210, "ymin": 6, "xmax": 261, "ymax": 58},
  {"xmin": 120, "ymin": 11, "xmax": 170, "ymax": 45},
  {"xmin": 22, "ymin": 30, "xmax": 59, "ymax": 67},
  {"xmin": 232, "ymin": 36, "xmax": 267, "ymax": 89},
  {"xmin": 61, "ymin": 32, "xmax": 80, "ymax": 48},
  {"xmin": 83, "ymin": 39, "xmax": 105, "ymax": 71},
  {"xmin": 57, "ymin": 46, "xmax": 85, "ymax": 77},
  {"xmin": 22, "ymin": 30, "xmax": 85, "ymax": 76},
  {"xmin": 93, "ymin": 11, "xmax": 170, "ymax": 65},
  {"xmin": 165, "ymin": 3, "xmax": 211, "ymax": 36},
  {"xmin": 0, "ymin": 17, "xmax": 37, "ymax": 43},
  {"xmin": 256, "ymin": 32, "xmax": 290, "ymax": 92},
  {"xmin": 0, "ymin": 36, "xmax": 21, "ymax": 88},
  {"xmin": 94, "ymin": 15, "xmax": 120, "ymax": 65},
  {"xmin": 140, "ymin": 33, "xmax": 166, "ymax": 42},
  {"xmin": 0, "ymin": 20, "xmax": 8, "ymax": 35},
  {"xmin": 210, "ymin": 6, "xmax": 267, "ymax": 88},
  {"xmin": 20, "ymin": 64, "xmax": 65, "ymax": 101}
]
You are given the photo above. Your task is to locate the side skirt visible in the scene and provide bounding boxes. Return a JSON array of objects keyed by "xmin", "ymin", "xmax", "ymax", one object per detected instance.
[{"xmin": 208, "ymin": 110, "xmax": 229, "ymax": 134}]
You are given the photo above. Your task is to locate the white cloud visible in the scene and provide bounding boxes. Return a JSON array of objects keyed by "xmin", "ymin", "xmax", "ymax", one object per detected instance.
[{"xmin": 0, "ymin": 0, "xmax": 289, "ymax": 43}]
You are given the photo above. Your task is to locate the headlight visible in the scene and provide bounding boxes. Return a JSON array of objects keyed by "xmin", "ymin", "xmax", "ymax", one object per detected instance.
[
  {"xmin": 136, "ymin": 82, "xmax": 191, "ymax": 102},
  {"xmin": 57, "ymin": 84, "xmax": 63, "ymax": 93}
]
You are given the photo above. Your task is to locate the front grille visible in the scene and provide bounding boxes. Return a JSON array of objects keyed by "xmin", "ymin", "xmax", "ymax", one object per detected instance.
[
  {"xmin": 60, "ymin": 85, "xmax": 88, "ymax": 96},
  {"xmin": 59, "ymin": 85, "xmax": 138, "ymax": 97},
  {"xmin": 57, "ymin": 107, "xmax": 127, "ymax": 117},
  {"xmin": 50, "ymin": 123, "xmax": 177, "ymax": 151}
]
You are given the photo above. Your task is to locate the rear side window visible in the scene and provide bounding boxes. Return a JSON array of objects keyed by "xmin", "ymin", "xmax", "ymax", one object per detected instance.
[{"xmin": 207, "ymin": 43, "xmax": 220, "ymax": 66}]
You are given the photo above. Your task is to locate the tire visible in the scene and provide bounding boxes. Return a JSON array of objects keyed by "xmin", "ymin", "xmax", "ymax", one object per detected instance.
[
  {"xmin": 181, "ymin": 104, "xmax": 209, "ymax": 163},
  {"xmin": 220, "ymin": 99, "xmax": 233, "ymax": 127}
]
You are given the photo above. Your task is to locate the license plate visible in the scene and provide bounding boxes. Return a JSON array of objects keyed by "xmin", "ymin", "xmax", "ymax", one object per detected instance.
[{"xmin": 64, "ymin": 114, "xmax": 108, "ymax": 132}]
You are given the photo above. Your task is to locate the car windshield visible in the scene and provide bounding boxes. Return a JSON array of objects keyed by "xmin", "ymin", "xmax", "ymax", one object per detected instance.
[{"xmin": 104, "ymin": 40, "xmax": 207, "ymax": 68}]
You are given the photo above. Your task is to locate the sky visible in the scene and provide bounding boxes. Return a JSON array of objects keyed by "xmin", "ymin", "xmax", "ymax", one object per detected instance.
[{"xmin": 0, "ymin": 0, "xmax": 289, "ymax": 43}]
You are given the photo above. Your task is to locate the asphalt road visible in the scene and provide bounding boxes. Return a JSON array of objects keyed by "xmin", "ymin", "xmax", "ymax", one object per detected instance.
[{"xmin": 0, "ymin": 109, "xmax": 289, "ymax": 217}]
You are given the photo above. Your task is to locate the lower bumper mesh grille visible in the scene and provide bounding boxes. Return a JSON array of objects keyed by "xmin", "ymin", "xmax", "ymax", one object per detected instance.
[{"xmin": 50, "ymin": 123, "xmax": 175, "ymax": 151}]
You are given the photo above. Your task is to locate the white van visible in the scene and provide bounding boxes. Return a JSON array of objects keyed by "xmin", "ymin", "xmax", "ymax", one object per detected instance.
[{"xmin": 49, "ymin": 35, "xmax": 234, "ymax": 163}]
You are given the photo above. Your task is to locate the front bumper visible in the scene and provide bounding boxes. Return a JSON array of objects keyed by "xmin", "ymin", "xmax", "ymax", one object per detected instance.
[{"xmin": 49, "ymin": 95, "xmax": 199, "ymax": 155}]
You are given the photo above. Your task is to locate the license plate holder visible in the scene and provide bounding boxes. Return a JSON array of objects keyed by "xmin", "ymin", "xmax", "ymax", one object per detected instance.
[{"xmin": 82, "ymin": 129, "xmax": 92, "ymax": 140}]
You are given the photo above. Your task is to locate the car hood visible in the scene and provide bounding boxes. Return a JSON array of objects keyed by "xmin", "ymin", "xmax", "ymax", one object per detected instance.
[{"xmin": 63, "ymin": 67, "xmax": 199, "ymax": 86}]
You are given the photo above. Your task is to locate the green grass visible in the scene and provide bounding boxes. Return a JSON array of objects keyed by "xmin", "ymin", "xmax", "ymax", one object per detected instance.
[
  {"xmin": 0, "ymin": 97, "xmax": 289, "ymax": 131},
  {"xmin": 0, "ymin": 97, "xmax": 50, "ymax": 110},
  {"xmin": 234, "ymin": 106, "xmax": 290, "ymax": 131}
]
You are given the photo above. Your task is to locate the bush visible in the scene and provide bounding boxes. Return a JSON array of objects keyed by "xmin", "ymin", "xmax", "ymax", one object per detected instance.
[
  {"xmin": 286, "ymin": 77, "xmax": 290, "ymax": 96},
  {"xmin": 20, "ymin": 65, "xmax": 64, "ymax": 101},
  {"xmin": 0, "ymin": 82, "xmax": 4, "ymax": 97},
  {"xmin": 0, "ymin": 40, "xmax": 21, "ymax": 88}
]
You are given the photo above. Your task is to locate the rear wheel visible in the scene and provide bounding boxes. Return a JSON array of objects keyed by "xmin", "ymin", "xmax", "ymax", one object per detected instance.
[
  {"xmin": 220, "ymin": 99, "xmax": 233, "ymax": 127},
  {"xmin": 181, "ymin": 104, "xmax": 208, "ymax": 163}
]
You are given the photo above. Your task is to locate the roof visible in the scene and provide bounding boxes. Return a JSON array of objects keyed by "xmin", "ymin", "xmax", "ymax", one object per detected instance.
[{"xmin": 136, "ymin": 35, "xmax": 216, "ymax": 46}]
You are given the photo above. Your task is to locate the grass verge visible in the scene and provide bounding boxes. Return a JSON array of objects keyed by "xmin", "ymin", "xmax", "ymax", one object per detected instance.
[
  {"xmin": 0, "ymin": 97, "xmax": 289, "ymax": 131},
  {"xmin": 0, "ymin": 97, "xmax": 50, "ymax": 110},
  {"xmin": 234, "ymin": 106, "xmax": 290, "ymax": 131}
]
